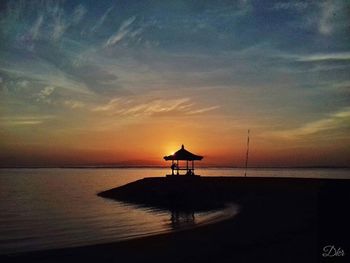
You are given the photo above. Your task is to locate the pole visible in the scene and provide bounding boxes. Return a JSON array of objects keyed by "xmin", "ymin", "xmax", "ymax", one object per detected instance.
[
  {"xmin": 177, "ymin": 160, "xmax": 179, "ymax": 175},
  {"xmin": 244, "ymin": 129, "xmax": 250, "ymax": 177}
]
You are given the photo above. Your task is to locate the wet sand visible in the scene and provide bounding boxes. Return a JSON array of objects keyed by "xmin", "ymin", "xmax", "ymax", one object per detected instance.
[{"xmin": 2, "ymin": 177, "xmax": 349, "ymax": 263}]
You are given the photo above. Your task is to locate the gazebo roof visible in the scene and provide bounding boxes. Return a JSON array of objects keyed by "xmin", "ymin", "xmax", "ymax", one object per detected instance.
[{"xmin": 164, "ymin": 145, "xmax": 203, "ymax": 161}]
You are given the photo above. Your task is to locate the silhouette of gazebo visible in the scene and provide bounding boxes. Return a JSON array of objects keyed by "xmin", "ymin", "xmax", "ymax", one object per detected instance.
[{"xmin": 164, "ymin": 145, "xmax": 203, "ymax": 177}]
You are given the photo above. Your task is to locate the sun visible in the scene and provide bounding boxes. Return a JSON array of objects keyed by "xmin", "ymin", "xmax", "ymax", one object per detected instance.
[{"xmin": 164, "ymin": 144, "xmax": 177, "ymax": 156}]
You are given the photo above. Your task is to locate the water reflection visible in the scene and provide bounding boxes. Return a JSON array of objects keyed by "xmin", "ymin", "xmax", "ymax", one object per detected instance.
[
  {"xmin": 170, "ymin": 210, "xmax": 196, "ymax": 230},
  {"xmin": 166, "ymin": 203, "xmax": 240, "ymax": 231},
  {"xmin": 0, "ymin": 168, "xmax": 244, "ymax": 254}
]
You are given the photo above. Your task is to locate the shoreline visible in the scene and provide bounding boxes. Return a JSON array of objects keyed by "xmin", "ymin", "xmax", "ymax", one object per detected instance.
[
  {"xmin": 1, "ymin": 219, "xmax": 317, "ymax": 263},
  {"xmin": 2, "ymin": 177, "xmax": 349, "ymax": 262},
  {"xmin": 0, "ymin": 202, "xmax": 240, "ymax": 257},
  {"xmin": 0, "ymin": 213, "xmax": 319, "ymax": 263}
]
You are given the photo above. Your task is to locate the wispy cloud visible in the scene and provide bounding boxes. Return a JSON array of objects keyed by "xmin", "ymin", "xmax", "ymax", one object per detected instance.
[
  {"xmin": 72, "ymin": 5, "xmax": 87, "ymax": 25},
  {"xmin": 0, "ymin": 64, "xmax": 93, "ymax": 96},
  {"xmin": 25, "ymin": 2, "xmax": 87, "ymax": 42},
  {"xmin": 187, "ymin": 106, "xmax": 220, "ymax": 115},
  {"xmin": 51, "ymin": 4, "xmax": 87, "ymax": 41},
  {"xmin": 52, "ymin": 8, "xmax": 67, "ymax": 41},
  {"xmin": 92, "ymin": 97, "xmax": 218, "ymax": 117},
  {"xmin": 29, "ymin": 15, "xmax": 43, "ymax": 40},
  {"xmin": 268, "ymin": 107, "xmax": 350, "ymax": 139},
  {"xmin": 283, "ymin": 0, "xmax": 348, "ymax": 37},
  {"xmin": 36, "ymin": 86, "xmax": 55, "ymax": 103},
  {"xmin": 295, "ymin": 52, "xmax": 350, "ymax": 62},
  {"xmin": 91, "ymin": 6, "xmax": 114, "ymax": 33},
  {"xmin": 318, "ymin": 1, "xmax": 337, "ymax": 35},
  {"xmin": 0, "ymin": 115, "xmax": 55, "ymax": 126},
  {"xmin": 104, "ymin": 16, "xmax": 136, "ymax": 47},
  {"xmin": 271, "ymin": 1, "xmax": 309, "ymax": 11},
  {"xmin": 64, "ymin": 100, "xmax": 85, "ymax": 109},
  {"xmin": 92, "ymin": 98, "xmax": 122, "ymax": 112},
  {"xmin": 5, "ymin": 120, "xmax": 43, "ymax": 125},
  {"xmin": 122, "ymin": 98, "xmax": 191, "ymax": 116},
  {"xmin": 332, "ymin": 81, "xmax": 350, "ymax": 92},
  {"xmin": 315, "ymin": 0, "xmax": 348, "ymax": 36}
]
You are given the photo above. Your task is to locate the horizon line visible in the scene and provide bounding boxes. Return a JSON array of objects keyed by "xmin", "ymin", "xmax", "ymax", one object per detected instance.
[{"xmin": 0, "ymin": 165, "xmax": 349, "ymax": 169}]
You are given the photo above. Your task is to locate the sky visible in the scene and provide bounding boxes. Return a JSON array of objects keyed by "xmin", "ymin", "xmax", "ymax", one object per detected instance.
[{"xmin": 0, "ymin": 0, "xmax": 349, "ymax": 167}]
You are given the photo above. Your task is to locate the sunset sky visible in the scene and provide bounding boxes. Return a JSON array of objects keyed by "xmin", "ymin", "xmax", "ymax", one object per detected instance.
[{"xmin": 0, "ymin": 0, "xmax": 349, "ymax": 167}]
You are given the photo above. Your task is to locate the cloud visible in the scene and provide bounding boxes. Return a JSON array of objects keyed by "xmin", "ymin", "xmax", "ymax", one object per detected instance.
[
  {"xmin": 272, "ymin": 1, "xmax": 309, "ymax": 11},
  {"xmin": 0, "ymin": 59, "xmax": 93, "ymax": 96},
  {"xmin": 4, "ymin": 120, "xmax": 43, "ymax": 125},
  {"xmin": 51, "ymin": 4, "xmax": 87, "ymax": 41},
  {"xmin": 332, "ymin": 81, "xmax": 350, "ymax": 93},
  {"xmin": 313, "ymin": 0, "xmax": 348, "ymax": 36},
  {"xmin": 36, "ymin": 86, "xmax": 55, "ymax": 103},
  {"xmin": 104, "ymin": 16, "xmax": 136, "ymax": 47},
  {"xmin": 92, "ymin": 98, "xmax": 122, "ymax": 112},
  {"xmin": 51, "ymin": 7, "xmax": 67, "ymax": 41},
  {"xmin": 18, "ymin": 80, "xmax": 29, "ymax": 88},
  {"xmin": 72, "ymin": 5, "xmax": 87, "ymax": 25},
  {"xmin": 0, "ymin": 1, "xmax": 88, "ymax": 46},
  {"xmin": 29, "ymin": 15, "xmax": 43, "ymax": 40},
  {"xmin": 39, "ymin": 86, "xmax": 55, "ymax": 97},
  {"xmin": 318, "ymin": 1, "xmax": 337, "ymax": 35},
  {"xmin": 48, "ymin": 4, "xmax": 86, "ymax": 42},
  {"xmin": 91, "ymin": 5, "xmax": 114, "ymax": 33},
  {"xmin": 64, "ymin": 100, "xmax": 85, "ymax": 109},
  {"xmin": 124, "ymin": 98, "xmax": 190, "ymax": 116},
  {"xmin": 92, "ymin": 97, "xmax": 218, "ymax": 117},
  {"xmin": 296, "ymin": 52, "xmax": 350, "ymax": 62},
  {"xmin": 282, "ymin": 0, "xmax": 348, "ymax": 37},
  {"xmin": 268, "ymin": 107, "xmax": 350, "ymax": 139},
  {"xmin": 187, "ymin": 106, "xmax": 220, "ymax": 114},
  {"xmin": 0, "ymin": 115, "xmax": 55, "ymax": 126},
  {"xmin": 69, "ymin": 64, "xmax": 119, "ymax": 93}
]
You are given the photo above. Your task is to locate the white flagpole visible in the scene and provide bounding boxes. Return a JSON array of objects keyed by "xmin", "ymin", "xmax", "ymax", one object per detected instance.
[{"xmin": 244, "ymin": 129, "xmax": 250, "ymax": 177}]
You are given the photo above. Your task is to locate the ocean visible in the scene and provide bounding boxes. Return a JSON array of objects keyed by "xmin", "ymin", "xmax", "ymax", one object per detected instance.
[{"xmin": 0, "ymin": 167, "xmax": 348, "ymax": 254}]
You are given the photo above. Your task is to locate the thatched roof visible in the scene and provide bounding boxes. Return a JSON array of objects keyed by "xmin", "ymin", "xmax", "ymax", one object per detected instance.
[{"xmin": 164, "ymin": 145, "xmax": 203, "ymax": 161}]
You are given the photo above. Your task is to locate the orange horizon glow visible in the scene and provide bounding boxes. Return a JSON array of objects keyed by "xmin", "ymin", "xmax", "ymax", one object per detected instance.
[{"xmin": 2, "ymin": 127, "xmax": 349, "ymax": 167}]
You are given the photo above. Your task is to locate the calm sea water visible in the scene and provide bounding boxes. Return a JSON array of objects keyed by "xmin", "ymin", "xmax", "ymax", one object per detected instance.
[{"xmin": 0, "ymin": 168, "xmax": 348, "ymax": 254}]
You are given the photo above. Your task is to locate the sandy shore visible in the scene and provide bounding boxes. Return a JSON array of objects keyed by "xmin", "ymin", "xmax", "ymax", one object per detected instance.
[{"xmin": 2, "ymin": 177, "xmax": 349, "ymax": 263}]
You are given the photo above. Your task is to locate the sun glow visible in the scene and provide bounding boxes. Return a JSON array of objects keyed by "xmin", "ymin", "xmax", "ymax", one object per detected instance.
[{"xmin": 164, "ymin": 144, "xmax": 179, "ymax": 157}]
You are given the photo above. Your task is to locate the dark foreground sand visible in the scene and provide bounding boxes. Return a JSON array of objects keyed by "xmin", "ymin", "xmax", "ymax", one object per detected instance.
[{"xmin": 2, "ymin": 177, "xmax": 349, "ymax": 263}]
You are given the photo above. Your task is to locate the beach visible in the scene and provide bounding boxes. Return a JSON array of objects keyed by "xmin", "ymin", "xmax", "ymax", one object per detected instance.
[{"xmin": 2, "ymin": 177, "xmax": 349, "ymax": 263}]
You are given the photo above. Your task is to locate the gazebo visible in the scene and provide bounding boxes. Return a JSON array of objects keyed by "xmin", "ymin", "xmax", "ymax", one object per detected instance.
[{"xmin": 164, "ymin": 145, "xmax": 203, "ymax": 177}]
